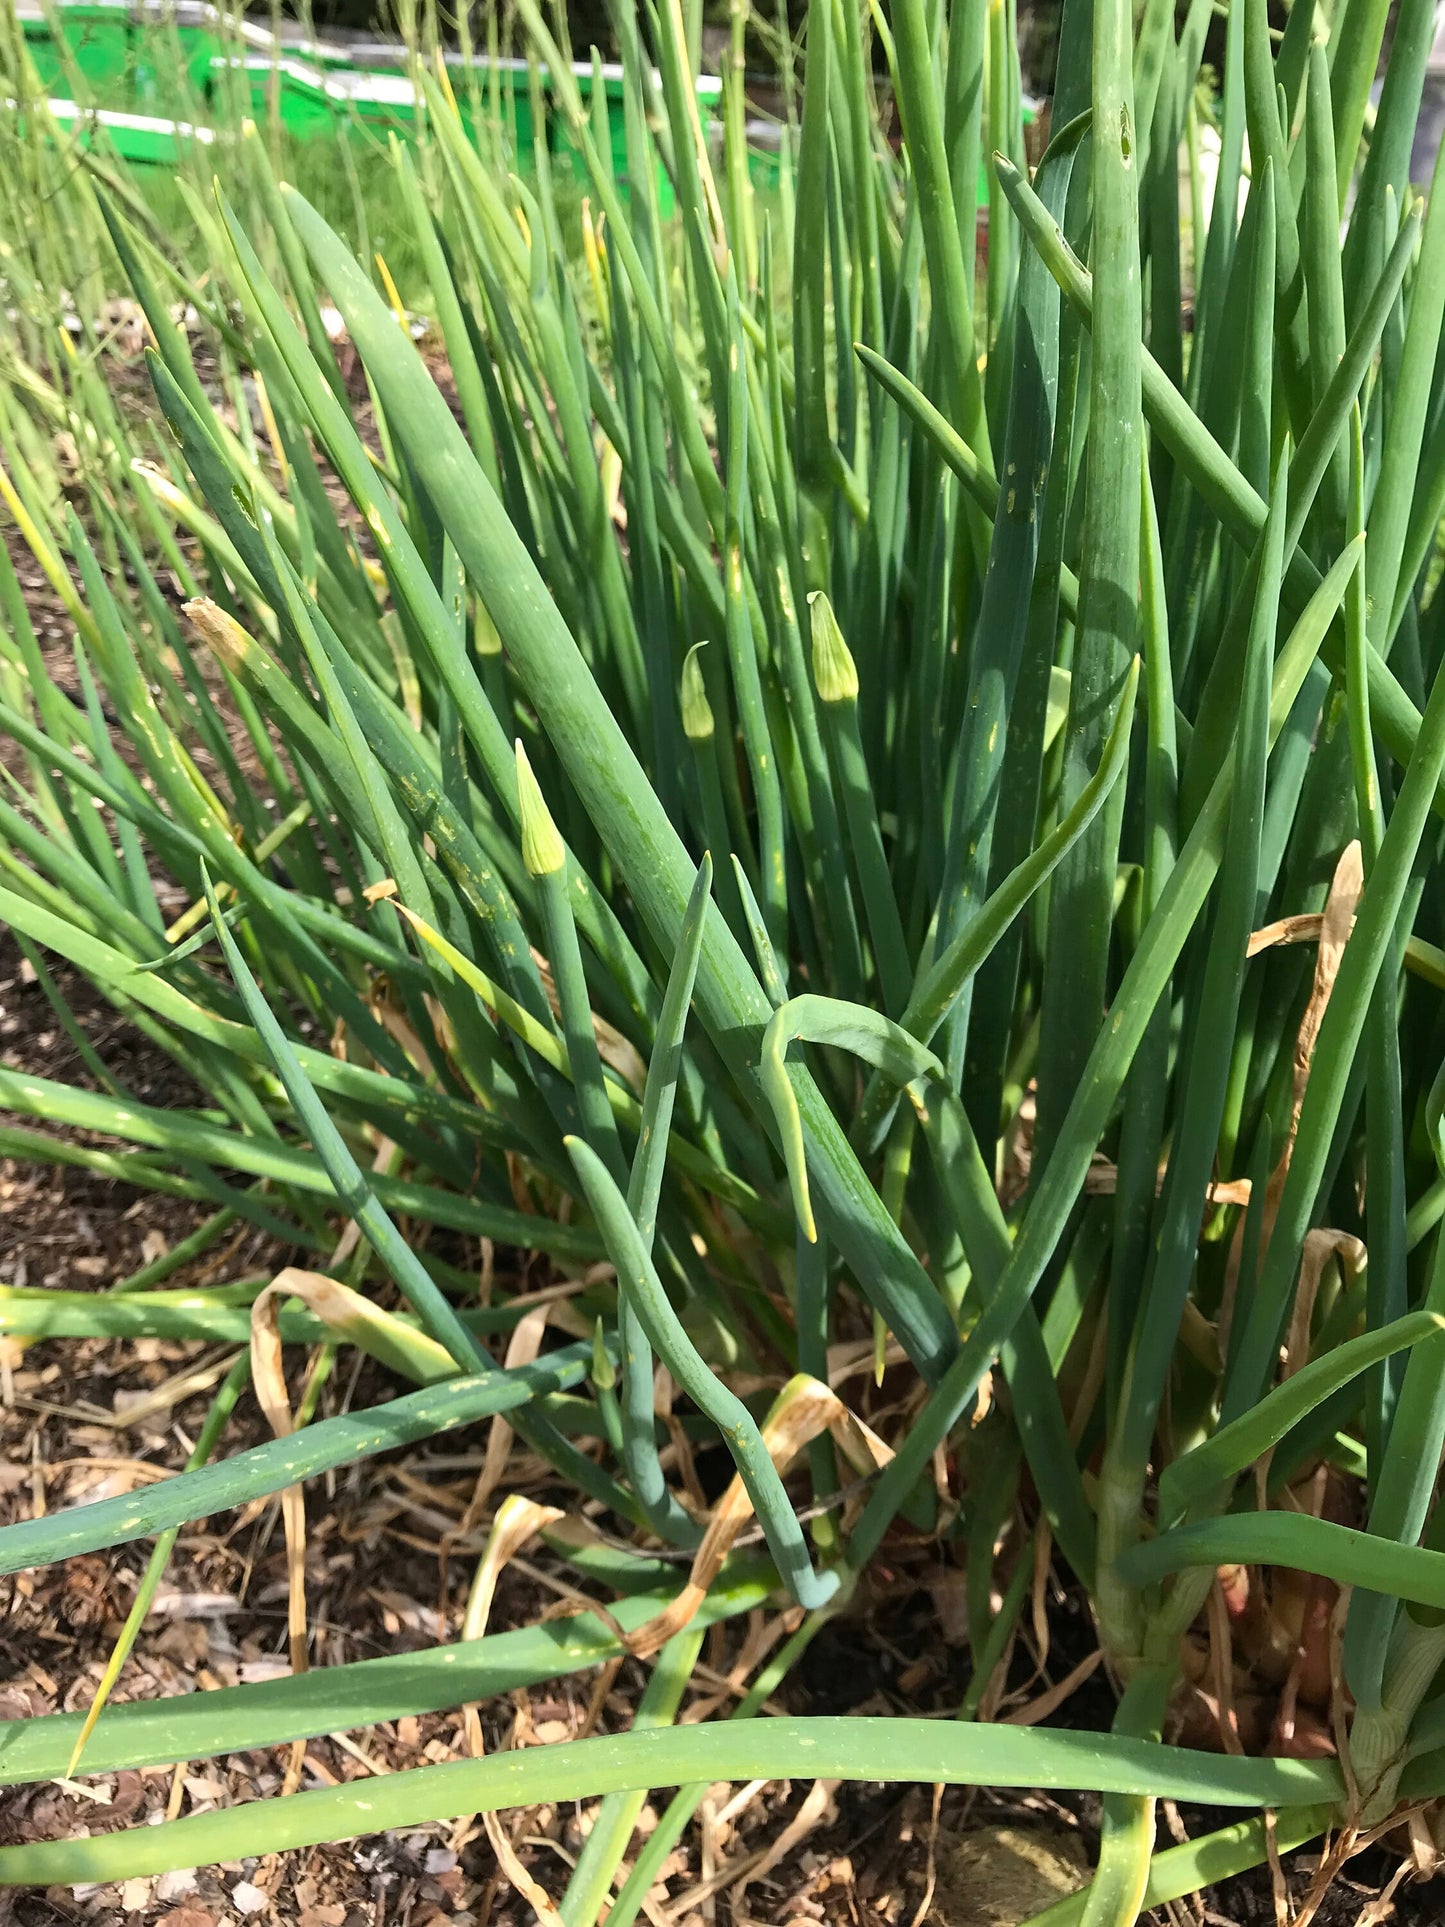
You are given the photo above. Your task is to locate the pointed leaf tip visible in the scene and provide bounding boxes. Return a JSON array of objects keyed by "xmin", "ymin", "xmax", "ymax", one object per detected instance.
[
  {"xmin": 808, "ymin": 593, "xmax": 858, "ymax": 705},
  {"xmin": 680, "ymin": 644, "xmax": 715, "ymax": 741},
  {"xmin": 590, "ymin": 1317, "xmax": 615, "ymax": 1391},
  {"xmin": 515, "ymin": 740, "xmax": 565, "ymax": 877}
]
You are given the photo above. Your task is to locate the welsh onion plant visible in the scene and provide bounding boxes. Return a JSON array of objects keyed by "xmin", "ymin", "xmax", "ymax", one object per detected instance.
[{"xmin": 7, "ymin": 0, "xmax": 1445, "ymax": 1910}]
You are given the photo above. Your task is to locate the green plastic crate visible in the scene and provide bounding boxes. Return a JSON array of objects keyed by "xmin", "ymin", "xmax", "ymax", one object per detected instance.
[{"xmin": 12, "ymin": 0, "xmax": 720, "ymax": 198}]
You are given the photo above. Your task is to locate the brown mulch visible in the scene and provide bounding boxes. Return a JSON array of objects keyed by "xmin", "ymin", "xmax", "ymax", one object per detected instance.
[
  {"xmin": 7, "ymin": 913, "xmax": 1444, "ymax": 1927},
  {"xmin": 0, "ymin": 922, "xmax": 935, "ymax": 1927}
]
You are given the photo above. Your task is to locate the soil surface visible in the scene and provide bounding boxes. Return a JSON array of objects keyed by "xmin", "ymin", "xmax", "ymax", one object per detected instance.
[{"xmin": 6, "ymin": 872, "xmax": 1443, "ymax": 1927}]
